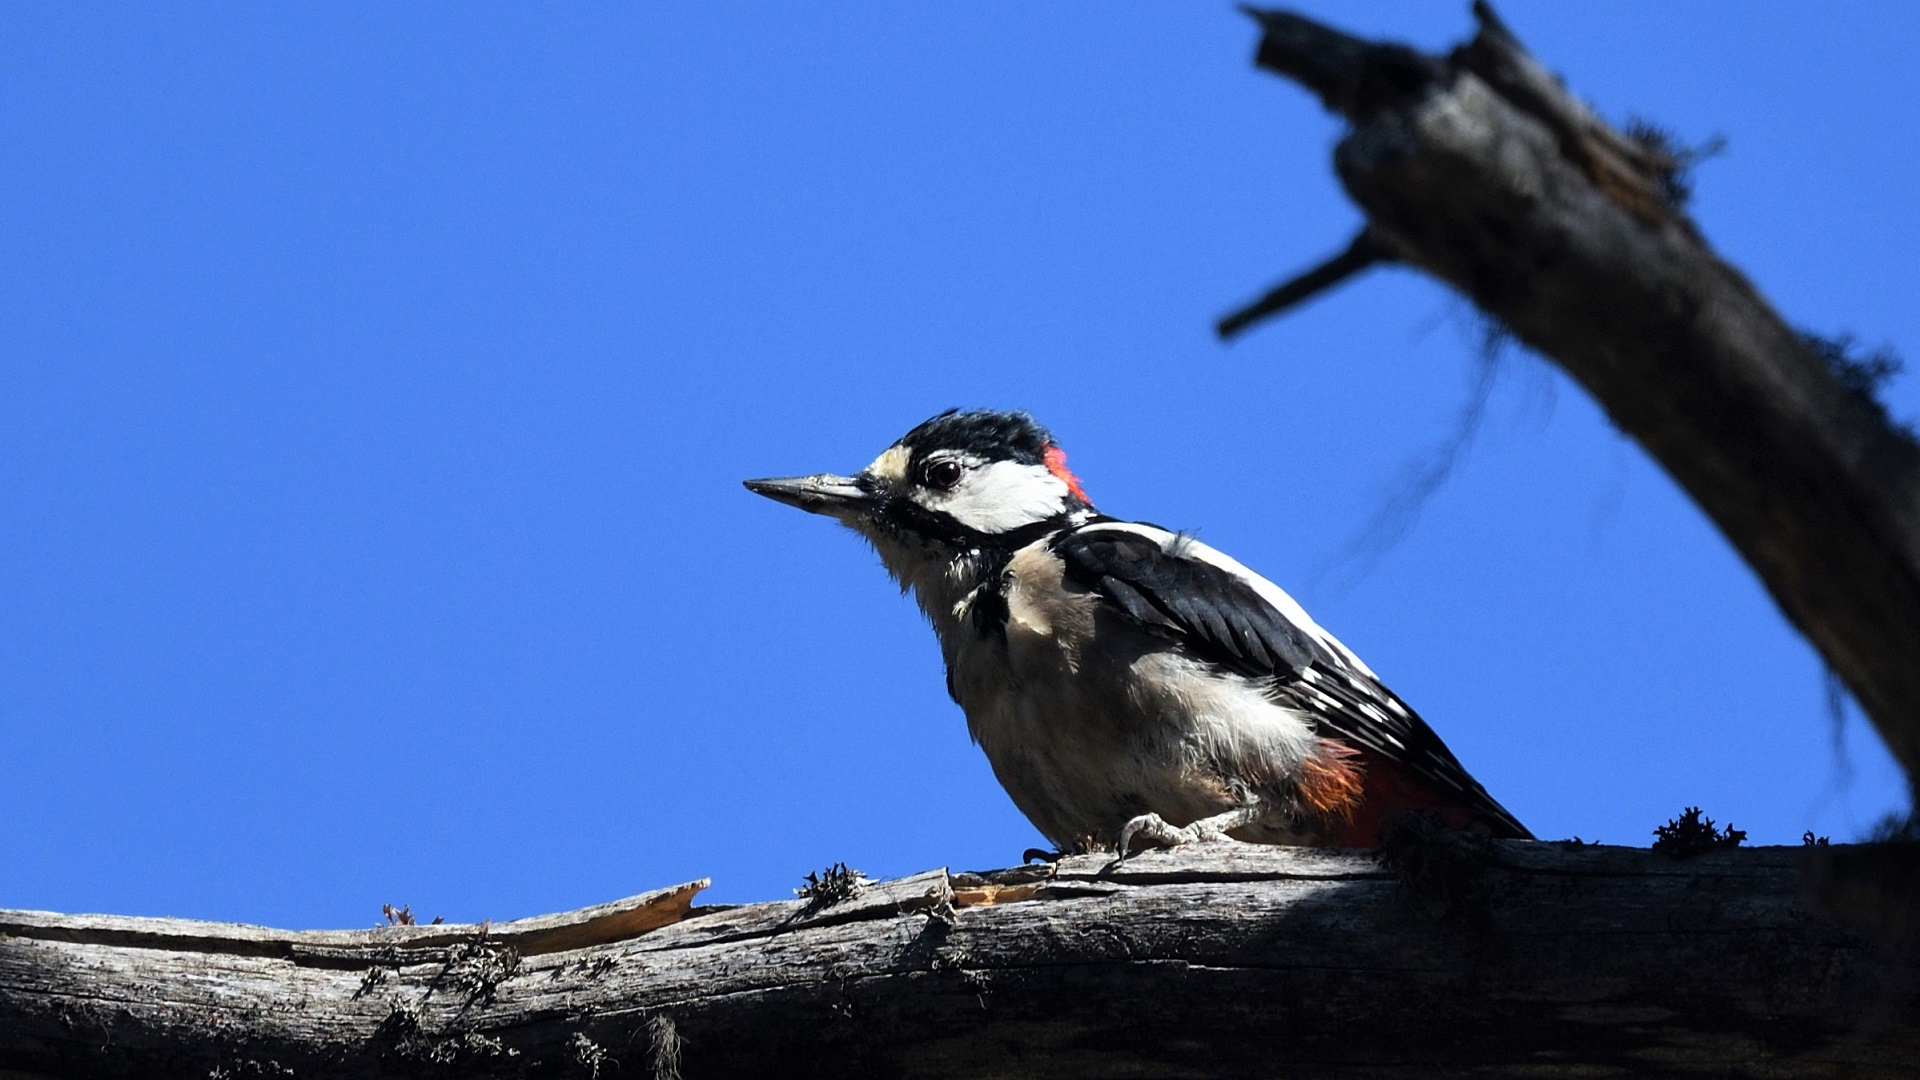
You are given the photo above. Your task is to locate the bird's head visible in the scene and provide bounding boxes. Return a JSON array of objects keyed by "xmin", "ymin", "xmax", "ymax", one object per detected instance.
[{"xmin": 744, "ymin": 409, "xmax": 1094, "ymax": 565}]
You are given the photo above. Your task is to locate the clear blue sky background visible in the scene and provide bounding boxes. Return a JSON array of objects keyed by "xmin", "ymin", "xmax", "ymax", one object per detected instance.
[{"xmin": 2, "ymin": 4, "xmax": 1913, "ymax": 928}]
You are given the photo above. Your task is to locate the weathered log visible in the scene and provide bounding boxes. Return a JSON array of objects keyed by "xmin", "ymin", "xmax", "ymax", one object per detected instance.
[
  {"xmin": 1, "ymin": 844, "xmax": 1914, "ymax": 1078},
  {"xmin": 1223, "ymin": 4, "xmax": 1920, "ymax": 802}
]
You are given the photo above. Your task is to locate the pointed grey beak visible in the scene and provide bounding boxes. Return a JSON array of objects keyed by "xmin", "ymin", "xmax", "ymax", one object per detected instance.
[{"xmin": 742, "ymin": 473, "xmax": 873, "ymax": 517}]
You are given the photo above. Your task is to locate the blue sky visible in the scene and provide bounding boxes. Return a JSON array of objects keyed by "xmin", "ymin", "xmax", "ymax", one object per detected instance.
[{"xmin": 2, "ymin": 3, "xmax": 1913, "ymax": 927}]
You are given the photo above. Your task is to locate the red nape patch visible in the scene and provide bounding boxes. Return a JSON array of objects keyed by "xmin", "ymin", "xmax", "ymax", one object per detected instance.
[{"xmin": 1043, "ymin": 444, "xmax": 1091, "ymax": 505}]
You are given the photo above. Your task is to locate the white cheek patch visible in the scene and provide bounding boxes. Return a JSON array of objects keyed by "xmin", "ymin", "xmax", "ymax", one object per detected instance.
[{"xmin": 931, "ymin": 460, "xmax": 1071, "ymax": 534}]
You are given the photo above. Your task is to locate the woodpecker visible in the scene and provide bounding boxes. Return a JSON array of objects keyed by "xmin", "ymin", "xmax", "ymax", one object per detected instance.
[{"xmin": 745, "ymin": 409, "xmax": 1530, "ymax": 855}]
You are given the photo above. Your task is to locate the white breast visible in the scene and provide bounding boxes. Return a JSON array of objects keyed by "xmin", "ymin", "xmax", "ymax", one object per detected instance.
[{"xmin": 936, "ymin": 537, "xmax": 1322, "ymax": 851}]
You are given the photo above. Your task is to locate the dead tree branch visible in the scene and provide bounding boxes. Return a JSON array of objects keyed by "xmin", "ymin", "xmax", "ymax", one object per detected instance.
[
  {"xmin": 1, "ymin": 846, "xmax": 1914, "ymax": 1078},
  {"xmin": 1218, "ymin": 228, "xmax": 1391, "ymax": 338},
  {"xmin": 1227, "ymin": 5, "xmax": 1920, "ymax": 804}
]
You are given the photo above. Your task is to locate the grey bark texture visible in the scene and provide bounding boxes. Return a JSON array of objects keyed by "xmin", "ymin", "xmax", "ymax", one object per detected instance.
[
  {"xmin": 3, "ymin": 845, "xmax": 1916, "ymax": 1079},
  {"xmin": 1222, "ymin": 4, "xmax": 1920, "ymax": 804}
]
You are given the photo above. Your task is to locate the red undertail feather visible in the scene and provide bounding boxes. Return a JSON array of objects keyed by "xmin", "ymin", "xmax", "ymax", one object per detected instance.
[
  {"xmin": 1331, "ymin": 747, "xmax": 1493, "ymax": 848},
  {"xmin": 1295, "ymin": 740, "xmax": 1366, "ymax": 820}
]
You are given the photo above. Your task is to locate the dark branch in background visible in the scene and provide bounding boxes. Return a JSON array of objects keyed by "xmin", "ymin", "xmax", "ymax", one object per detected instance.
[
  {"xmin": 1619, "ymin": 117, "xmax": 1726, "ymax": 210},
  {"xmin": 1216, "ymin": 228, "xmax": 1389, "ymax": 339},
  {"xmin": 1227, "ymin": 6, "xmax": 1920, "ymax": 831},
  {"xmin": 1800, "ymin": 331, "xmax": 1913, "ymax": 445},
  {"xmin": 3, "ymin": 849, "xmax": 1915, "ymax": 1078}
]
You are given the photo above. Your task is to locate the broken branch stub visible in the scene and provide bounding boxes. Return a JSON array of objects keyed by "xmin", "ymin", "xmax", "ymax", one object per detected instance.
[
  {"xmin": 1217, "ymin": 227, "xmax": 1390, "ymax": 339},
  {"xmin": 1232, "ymin": 5, "xmax": 1920, "ymax": 795}
]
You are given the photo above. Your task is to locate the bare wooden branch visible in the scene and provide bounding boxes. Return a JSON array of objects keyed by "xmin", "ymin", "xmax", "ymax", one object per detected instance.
[
  {"xmin": 1235, "ymin": 5, "xmax": 1920, "ymax": 802},
  {"xmin": 1, "ymin": 845, "xmax": 1913, "ymax": 1078}
]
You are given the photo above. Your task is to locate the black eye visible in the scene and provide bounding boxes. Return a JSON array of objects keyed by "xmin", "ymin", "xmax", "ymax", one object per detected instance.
[{"xmin": 924, "ymin": 460, "xmax": 963, "ymax": 490}]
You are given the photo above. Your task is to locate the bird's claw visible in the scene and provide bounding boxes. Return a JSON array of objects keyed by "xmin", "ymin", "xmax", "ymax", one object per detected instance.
[
  {"xmin": 1114, "ymin": 808, "xmax": 1255, "ymax": 860},
  {"xmin": 1116, "ymin": 813, "xmax": 1205, "ymax": 859}
]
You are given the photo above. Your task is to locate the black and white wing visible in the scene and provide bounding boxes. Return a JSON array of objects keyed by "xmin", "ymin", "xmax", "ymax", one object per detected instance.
[{"xmin": 1049, "ymin": 520, "xmax": 1530, "ymax": 839}]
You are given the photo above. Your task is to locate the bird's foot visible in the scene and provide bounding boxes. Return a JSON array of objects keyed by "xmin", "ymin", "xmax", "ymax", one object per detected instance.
[{"xmin": 1115, "ymin": 807, "xmax": 1258, "ymax": 860}]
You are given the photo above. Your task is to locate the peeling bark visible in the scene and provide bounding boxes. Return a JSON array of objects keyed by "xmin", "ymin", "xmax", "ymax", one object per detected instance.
[{"xmin": 1, "ymin": 846, "xmax": 1915, "ymax": 1078}]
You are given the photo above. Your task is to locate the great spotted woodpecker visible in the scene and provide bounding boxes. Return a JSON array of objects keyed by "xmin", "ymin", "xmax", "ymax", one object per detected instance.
[{"xmin": 745, "ymin": 409, "xmax": 1530, "ymax": 855}]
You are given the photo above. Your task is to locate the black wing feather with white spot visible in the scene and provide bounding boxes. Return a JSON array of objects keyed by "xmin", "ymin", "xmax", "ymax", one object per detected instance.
[
  {"xmin": 1051, "ymin": 524, "xmax": 1530, "ymax": 839},
  {"xmin": 1050, "ymin": 527, "xmax": 1344, "ymax": 678}
]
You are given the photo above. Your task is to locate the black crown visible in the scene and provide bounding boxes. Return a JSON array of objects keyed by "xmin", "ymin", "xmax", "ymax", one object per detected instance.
[{"xmin": 899, "ymin": 409, "xmax": 1056, "ymax": 465}]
